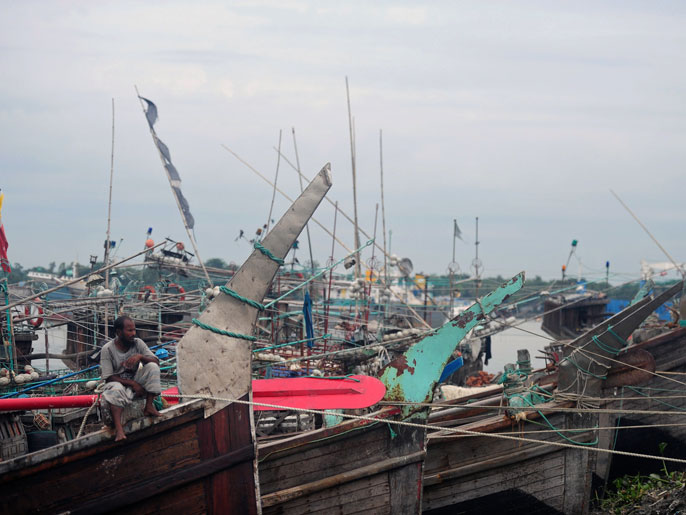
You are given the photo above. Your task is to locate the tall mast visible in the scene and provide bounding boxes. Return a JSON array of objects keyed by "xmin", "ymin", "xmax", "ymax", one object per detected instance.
[
  {"xmin": 473, "ymin": 217, "xmax": 481, "ymax": 298},
  {"xmin": 379, "ymin": 130, "xmax": 388, "ymax": 284},
  {"xmin": 346, "ymin": 77, "xmax": 361, "ymax": 279},
  {"xmin": 265, "ymin": 129, "xmax": 282, "ymax": 236},
  {"xmin": 292, "ymin": 128, "xmax": 315, "ymax": 274},
  {"xmin": 104, "ymin": 98, "xmax": 115, "ymax": 339}
]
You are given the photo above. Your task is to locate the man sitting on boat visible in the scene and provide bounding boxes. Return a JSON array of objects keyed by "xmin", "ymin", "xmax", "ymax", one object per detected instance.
[{"xmin": 101, "ymin": 315, "xmax": 162, "ymax": 441}]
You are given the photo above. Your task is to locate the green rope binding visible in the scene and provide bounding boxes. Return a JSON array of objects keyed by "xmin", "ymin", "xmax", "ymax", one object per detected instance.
[
  {"xmin": 191, "ymin": 318, "xmax": 256, "ymax": 342},
  {"xmin": 627, "ymin": 385, "xmax": 686, "ymax": 412},
  {"xmin": 607, "ymin": 326, "xmax": 629, "ymax": 348},
  {"xmin": 253, "ymin": 241, "xmax": 285, "ymax": 265},
  {"xmin": 219, "ymin": 286, "xmax": 265, "ymax": 311},
  {"xmin": 592, "ymin": 335, "xmax": 621, "ymax": 356},
  {"xmin": 567, "ymin": 355, "xmax": 607, "ymax": 380},
  {"xmin": 521, "ymin": 396, "xmax": 599, "ymax": 446}
]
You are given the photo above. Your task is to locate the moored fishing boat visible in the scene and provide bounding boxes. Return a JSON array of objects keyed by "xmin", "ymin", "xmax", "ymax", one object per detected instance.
[
  {"xmin": 422, "ymin": 284, "xmax": 681, "ymax": 514},
  {"xmin": 0, "ymin": 165, "xmax": 333, "ymax": 513},
  {"xmin": 257, "ymin": 273, "xmax": 525, "ymax": 514}
]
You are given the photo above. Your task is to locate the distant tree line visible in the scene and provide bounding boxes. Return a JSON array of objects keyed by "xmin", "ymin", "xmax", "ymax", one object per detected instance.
[{"xmin": 2, "ymin": 261, "xmax": 678, "ymax": 304}]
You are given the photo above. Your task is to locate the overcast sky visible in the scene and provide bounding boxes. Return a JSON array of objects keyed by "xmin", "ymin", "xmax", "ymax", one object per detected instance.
[{"xmin": 1, "ymin": 1, "xmax": 685, "ymax": 284}]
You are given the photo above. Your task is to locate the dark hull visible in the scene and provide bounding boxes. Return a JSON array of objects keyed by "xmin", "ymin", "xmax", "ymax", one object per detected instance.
[
  {"xmin": 423, "ymin": 405, "xmax": 597, "ymax": 514},
  {"xmin": 259, "ymin": 410, "xmax": 425, "ymax": 514},
  {"xmin": 0, "ymin": 399, "xmax": 258, "ymax": 514},
  {"xmin": 604, "ymin": 327, "xmax": 686, "ymax": 479}
]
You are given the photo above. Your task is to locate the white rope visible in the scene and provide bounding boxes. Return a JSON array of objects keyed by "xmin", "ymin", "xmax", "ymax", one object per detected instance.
[
  {"xmin": 75, "ymin": 383, "xmax": 105, "ymax": 439},
  {"xmin": 165, "ymin": 393, "xmax": 686, "ymax": 465},
  {"xmin": 429, "ymin": 422, "xmax": 686, "ymax": 438}
]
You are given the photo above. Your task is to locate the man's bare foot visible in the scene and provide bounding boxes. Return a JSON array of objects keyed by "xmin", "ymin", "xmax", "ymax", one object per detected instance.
[
  {"xmin": 115, "ymin": 431, "xmax": 127, "ymax": 441},
  {"xmin": 144, "ymin": 406, "xmax": 161, "ymax": 417}
]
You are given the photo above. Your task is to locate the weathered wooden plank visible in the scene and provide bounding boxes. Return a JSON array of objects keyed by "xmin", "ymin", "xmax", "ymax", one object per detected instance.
[
  {"xmin": 110, "ymin": 481, "xmax": 207, "ymax": 515},
  {"xmin": 0, "ymin": 417, "xmax": 202, "ymax": 513},
  {"xmin": 259, "ymin": 423, "xmax": 391, "ymax": 493},
  {"xmin": 198, "ymin": 398, "xmax": 258, "ymax": 515},
  {"xmin": 426, "ymin": 455, "xmax": 565, "ymax": 501},
  {"xmin": 266, "ymin": 474, "xmax": 391, "ymax": 514},
  {"xmin": 258, "ymin": 409, "xmax": 395, "ymax": 458},
  {"xmin": 261, "ymin": 450, "xmax": 425, "ymax": 507},
  {"xmin": 69, "ymin": 442, "xmax": 255, "ymax": 514},
  {"xmin": 0, "ymin": 401, "xmax": 205, "ymax": 482},
  {"xmin": 424, "ymin": 454, "xmax": 565, "ymax": 510},
  {"xmin": 562, "ymin": 412, "xmax": 596, "ymax": 514},
  {"xmin": 424, "ymin": 441, "xmax": 562, "ymax": 485}
]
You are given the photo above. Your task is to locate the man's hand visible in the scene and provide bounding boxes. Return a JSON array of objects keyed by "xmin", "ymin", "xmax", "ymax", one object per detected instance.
[
  {"xmin": 122, "ymin": 354, "xmax": 142, "ymax": 370},
  {"xmin": 131, "ymin": 381, "xmax": 146, "ymax": 397}
]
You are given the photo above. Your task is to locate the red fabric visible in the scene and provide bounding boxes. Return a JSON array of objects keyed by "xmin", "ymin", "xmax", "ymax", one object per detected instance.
[{"xmin": 0, "ymin": 223, "xmax": 10, "ymax": 273}]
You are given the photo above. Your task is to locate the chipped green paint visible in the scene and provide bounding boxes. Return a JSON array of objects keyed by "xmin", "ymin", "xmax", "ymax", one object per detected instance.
[
  {"xmin": 380, "ymin": 272, "xmax": 525, "ymax": 419},
  {"xmin": 630, "ymin": 279, "xmax": 653, "ymax": 305}
]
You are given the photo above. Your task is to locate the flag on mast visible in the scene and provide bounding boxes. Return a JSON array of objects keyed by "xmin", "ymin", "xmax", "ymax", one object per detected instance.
[
  {"xmin": 453, "ymin": 219, "xmax": 463, "ymax": 241},
  {"xmin": 0, "ymin": 189, "xmax": 11, "ymax": 273},
  {"xmin": 138, "ymin": 97, "xmax": 195, "ymax": 230}
]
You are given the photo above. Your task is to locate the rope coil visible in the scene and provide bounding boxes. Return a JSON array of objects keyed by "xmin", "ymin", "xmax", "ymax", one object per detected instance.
[
  {"xmin": 219, "ymin": 286, "xmax": 265, "ymax": 311},
  {"xmin": 191, "ymin": 318, "xmax": 257, "ymax": 342},
  {"xmin": 253, "ymin": 241, "xmax": 285, "ymax": 265}
]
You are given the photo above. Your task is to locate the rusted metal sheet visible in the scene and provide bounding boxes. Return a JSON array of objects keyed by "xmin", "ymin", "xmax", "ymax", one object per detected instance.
[
  {"xmin": 558, "ymin": 281, "xmax": 683, "ymax": 394},
  {"xmin": 380, "ymin": 273, "xmax": 525, "ymax": 418},
  {"xmin": 178, "ymin": 164, "xmax": 332, "ymax": 418},
  {"xmin": 604, "ymin": 348, "xmax": 656, "ymax": 388}
]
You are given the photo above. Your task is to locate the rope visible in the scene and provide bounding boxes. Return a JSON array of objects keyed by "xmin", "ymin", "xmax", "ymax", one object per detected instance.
[
  {"xmin": 430, "ymin": 422, "xmax": 686, "ymax": 438},
  {"xmin": 299, "ymin": 374, "xmax": 361, "ymax": 382},
  {"xmin": 607, "ymin": 326, "xmax": 629, "ymax": 348},
  {"xmin": 521, "ymin": 396, "xmax": 598, "ymax": 446},
  {"xmin": 219, "ymin": 286, "xmax": 265, "ymax": 311},
  {"xmin": 191, "ymin": 318, "xmax": 256, "ymax": 342},
  {"xmin": 165, "ymin": 392, "xmax": 686, "ymax": 466},
  {"xmin": 565, "ymin": 355, "xmax": 608, "ymax": 380},
  {"xmin": 382, "ymin": 401, "xmax": 686, "ymax": 417},
  {"xmin": 591, "ymin": 334, "xmax": 621, "ymax": 355},
  {"xmin": 76, "ymin": 383, "xmax": 105, "ymax": 439},
  {"xmin": 625, "ymin": 385, "xmax": 686, "ymax": 412},
  {"xmin": 253, "ymin": 241, "xmax": 285, "ymax": 265}
]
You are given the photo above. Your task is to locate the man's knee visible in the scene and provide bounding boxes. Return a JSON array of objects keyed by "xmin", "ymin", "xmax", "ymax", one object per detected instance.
[{"xmin": 142, "ymin": 362, "xmax": 160, "ymax": 375}]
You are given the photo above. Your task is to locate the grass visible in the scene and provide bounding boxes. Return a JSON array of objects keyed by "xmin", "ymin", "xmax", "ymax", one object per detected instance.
[{"xmin": 598, "ymin": 443, "xmax": 686, "ymax": 514}]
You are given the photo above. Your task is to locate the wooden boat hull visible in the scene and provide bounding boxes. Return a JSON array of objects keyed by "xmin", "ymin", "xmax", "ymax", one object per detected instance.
[
  {"xmin": 601, "ymin": 327, "xmax": 686, "ymax": 479},
  {"xmin": 0, "ymin": 400, "xmax": 258, "ymax": 514},
  {"xmin": 258, "ymin": 411, "xmax": 425, "ymax": 514},
  {"xmin": 423, "ymin": 409, "xmax": 597, "ymax": 514}
]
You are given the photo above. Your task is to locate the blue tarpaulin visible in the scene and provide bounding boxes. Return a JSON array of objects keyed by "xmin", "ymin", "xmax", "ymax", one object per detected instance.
[{"xmin": 303, "ymin": 291, "xmax": 314, "ymax": 348}]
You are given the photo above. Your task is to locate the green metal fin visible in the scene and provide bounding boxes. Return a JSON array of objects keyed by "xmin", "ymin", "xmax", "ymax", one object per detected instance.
[
  {"xmin": 380, "ymin": 272, "xmax": 525, "ymax": 418},
  {"xmin": 630, "ymin": 279, "xmax": 653, "ymax": 305}
]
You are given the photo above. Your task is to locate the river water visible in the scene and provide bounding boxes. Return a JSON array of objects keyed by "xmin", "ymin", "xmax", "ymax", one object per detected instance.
[{"xmin": 483, "ymin": 319, "xmax": 554, "ymax": 374}]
